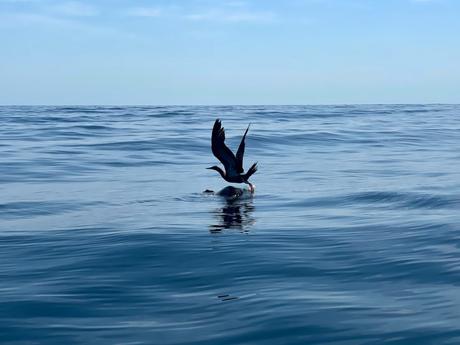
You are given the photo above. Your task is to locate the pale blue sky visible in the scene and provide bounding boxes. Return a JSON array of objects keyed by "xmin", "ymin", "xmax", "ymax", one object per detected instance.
[{"xmin": 0, "ymin": 0, "xmax": 459, "ymax": 105}]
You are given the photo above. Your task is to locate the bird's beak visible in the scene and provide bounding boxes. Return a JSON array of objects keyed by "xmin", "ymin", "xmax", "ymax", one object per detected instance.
[{"xmin": 206, "ymin": 167, "xmax": 213, "ymax": 170}]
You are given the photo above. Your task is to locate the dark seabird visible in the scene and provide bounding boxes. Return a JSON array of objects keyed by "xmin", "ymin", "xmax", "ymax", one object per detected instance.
[{"xmin": 207, "ymin": 119, "xmax": 258, "ymax": 193}]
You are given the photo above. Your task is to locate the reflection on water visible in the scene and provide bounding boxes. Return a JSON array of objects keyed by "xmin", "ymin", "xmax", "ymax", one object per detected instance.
[{"xmin": 209, "ymin": 199, "xmax": 255, "ymax": 233}]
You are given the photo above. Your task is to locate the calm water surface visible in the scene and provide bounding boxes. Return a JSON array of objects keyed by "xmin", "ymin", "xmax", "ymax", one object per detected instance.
[{"xmin": 1, "ymin": 105, "xmax": 460, "ymax": 344}]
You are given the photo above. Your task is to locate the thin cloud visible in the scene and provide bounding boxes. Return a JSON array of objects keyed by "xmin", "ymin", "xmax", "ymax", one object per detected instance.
[
  {"xmin": 185, "ymin": 9, "xmax": 276, "ymax": 23},
  {"xmin": 181, "ymin": 0, "xmax": 276, "ymax": 23},
  {"xmin": 126, "ymin": 7, "xmax": 162, "ymax": 18},
  {"xmin": 1, "ymin": 12, "xmax": 65, "ymax": 24},
  {"xmin": 124, "ymin": 4, "xmax": 276, "ymax": 24},
  {"xmin": 223, "ymin": 1, "xmax": 248, "ymax": 8},
  {"xmin": 0, "ymin": 1, "xmax": 98, "ymax": 17},
  {"xmin": 50, "ymin": 1, "xmax": 98, "ymax": 17},
  {"xmin": 0, "ymin": 0, "xmax": 42, "ymax": 3},
  {"xmin": 0, "ymin": 9, "xmax": 138, "ymax": 39}
]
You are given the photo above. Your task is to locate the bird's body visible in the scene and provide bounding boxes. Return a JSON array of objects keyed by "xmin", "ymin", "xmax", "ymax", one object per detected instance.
[{"xmin": 207, "ymin": 119, "xmax": 258, "ymax": 192}]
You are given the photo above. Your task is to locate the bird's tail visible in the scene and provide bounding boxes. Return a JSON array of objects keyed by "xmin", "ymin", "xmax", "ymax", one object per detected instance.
[{"xmin": 244, "ymin": 162, "xmax": 258, "ymax": 180}]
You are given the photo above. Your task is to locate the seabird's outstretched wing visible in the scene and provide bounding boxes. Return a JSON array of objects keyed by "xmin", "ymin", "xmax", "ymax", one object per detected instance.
[
  {"xmin": 236, "ymin": 124, "xmax": 250, "ymax": 173},
  {"xmin": 211, "ymin": 119, "xmax": 238, "ymax": 177}
]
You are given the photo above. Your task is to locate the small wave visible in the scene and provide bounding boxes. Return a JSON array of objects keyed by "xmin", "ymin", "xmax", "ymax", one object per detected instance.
[
  {"xmin": 283, "ymin": 191, "xmax": 460, "ymax": 211},
  {"xmin": 0, "ymin": 200, "xmax": 104, "ymax": 220},
  {"xmin": 69, "ymin": 125, "xmax": 113, "ymax": 131},
  {"xmin": 350, "ymin": 191, "xmax": 460, "ymax": 209},
  {"xmin": 254, "ymin": 131, "xmax": 347, "ymax": 147}
]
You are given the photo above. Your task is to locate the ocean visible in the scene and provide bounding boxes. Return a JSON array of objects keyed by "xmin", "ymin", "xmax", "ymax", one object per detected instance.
[{"xmin": 1, "ymin": 105, "xmax": 460, "ymax": 344}]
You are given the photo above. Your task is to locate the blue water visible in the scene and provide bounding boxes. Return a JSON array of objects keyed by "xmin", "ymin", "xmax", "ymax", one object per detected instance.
[{"xmin": 1, "ymin": 105, "xmax": 460, "ymax": 344}]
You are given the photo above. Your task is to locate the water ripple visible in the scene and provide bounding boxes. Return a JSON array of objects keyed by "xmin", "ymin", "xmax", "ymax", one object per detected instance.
[{"xmin": 1, "ymin": 105, "xmax": 460, "ymax": 344}]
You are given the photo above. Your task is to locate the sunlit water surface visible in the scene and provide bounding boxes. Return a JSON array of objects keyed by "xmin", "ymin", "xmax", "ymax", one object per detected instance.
[{"xmin": 1, "ymin": 105, "xmax": 460, "ymax": 344}]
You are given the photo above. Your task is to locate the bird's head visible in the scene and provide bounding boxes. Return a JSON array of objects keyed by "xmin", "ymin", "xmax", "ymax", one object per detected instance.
[
  {"xmin": 207, "ymin": 165, "xmax": 222, "ymax": 173},
  {"xmin": 207, "ymin": 165, "xmax": 225, "ymax": 178}
]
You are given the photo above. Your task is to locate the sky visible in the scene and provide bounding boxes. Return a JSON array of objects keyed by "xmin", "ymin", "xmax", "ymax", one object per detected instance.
[{"xmin": 0, "ymin": 0, "xmax": 459, "ymax": 105}]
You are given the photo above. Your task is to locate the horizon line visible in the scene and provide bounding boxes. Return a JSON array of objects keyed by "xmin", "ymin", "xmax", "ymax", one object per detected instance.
[{"xmin": 1, "ymin": 103, "xmax": 459, "ymax": 107}]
